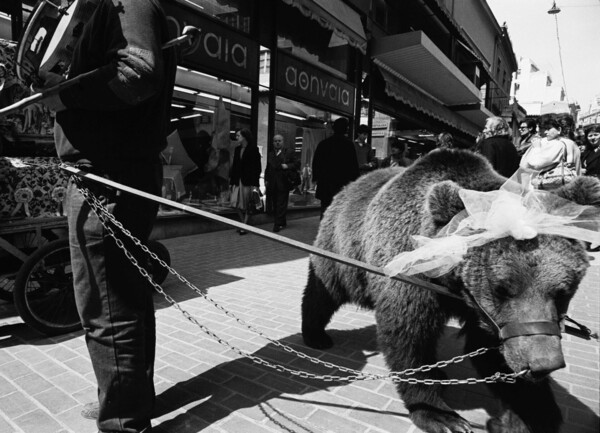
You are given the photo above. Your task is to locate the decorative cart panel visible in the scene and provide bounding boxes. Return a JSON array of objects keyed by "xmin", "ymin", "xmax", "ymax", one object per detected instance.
[{"xmin": 0, "ymin": 157, "xmax": 68, "ymax": 219}]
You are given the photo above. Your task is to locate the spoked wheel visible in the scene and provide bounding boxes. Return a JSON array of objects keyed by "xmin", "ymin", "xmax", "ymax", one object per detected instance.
[
  {"xmin": 0, "ymin": 231, "xmax": 56, "ymax": 302},
  {"xmin": 13, "ymin": 238, "xmax": 81, "ymax": 336},
  {"xmin": 0, "ymin": 273, "xmax": 17, "ymax": 302},
  {"xmin": 13, "ymin": 238, "xmax": 171, "ymax": 336}
]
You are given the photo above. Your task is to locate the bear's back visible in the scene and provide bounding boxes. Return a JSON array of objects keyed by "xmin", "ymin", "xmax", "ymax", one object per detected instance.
[
  {"xmin": 311, "ymin": 149, "xmax": 505, "ymax": 304},
  {"xmin": 363, "ymin": 149, "xmax": 505, "ymax": 267}
]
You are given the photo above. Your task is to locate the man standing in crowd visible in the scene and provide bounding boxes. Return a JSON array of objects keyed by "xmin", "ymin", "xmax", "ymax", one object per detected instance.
[
  {"xmin": 354, "ymin": 124, "xmax": 377, "ymax": 175},
  {"xmin": 516, "ymin": 119, "xmax": 539, "ymax": 156},
  {"xmin": 435, "ymin": 132, "xmax": 454, "ymax": 149},
  {"xmin": 39, "ymin": 1, "xmax": 177, "ymax": 432},
  {"xmin": 380, "ymin": 137, "xmax": 411, "ymax": 168},
  {"xmin": 312, "ymin": 117, "xmax": 360, "ymax": 218},
  {"xmin": 265, "ymin": 134, "xmax": 299, "ymax": 232},
  {"xmin": 477, "ymin": 116, "xmax": 520, "ymax": 177}
]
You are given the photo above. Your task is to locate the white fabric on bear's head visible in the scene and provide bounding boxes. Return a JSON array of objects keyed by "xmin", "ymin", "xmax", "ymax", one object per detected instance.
[{"xmin": 384, "ymin": 174, "xmax": 600, "ymax": 278}]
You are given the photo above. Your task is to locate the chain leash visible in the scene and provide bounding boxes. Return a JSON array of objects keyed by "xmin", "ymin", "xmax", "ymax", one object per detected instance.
[{"xmin": 74, "ymin": 178, "xmax": 526, "ymax": 385}]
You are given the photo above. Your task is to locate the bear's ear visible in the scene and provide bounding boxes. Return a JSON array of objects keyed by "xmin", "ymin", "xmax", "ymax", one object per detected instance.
[
  {"xmin": 554, "ymin": 176, "xmax": 600, "ymax": 206},
  {"xmin": 425, "ymin": 180, "xmax": 465, "ymax": 227}
]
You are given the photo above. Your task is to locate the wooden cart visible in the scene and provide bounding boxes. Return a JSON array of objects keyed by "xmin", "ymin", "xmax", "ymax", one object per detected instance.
[{"xmin": 0, "ymin": 215, "xmax": 170, "ymax": 336}]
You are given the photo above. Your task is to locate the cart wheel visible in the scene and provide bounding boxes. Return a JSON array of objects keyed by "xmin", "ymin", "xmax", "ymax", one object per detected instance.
[
  {"xmin": 0, "ymin": 274, "xmax": 17, "ymax": 302},
  {"xmin": 13, "ymin": 238, "xmax": 81, "ymax": 336},
  {"xmin": 146, "ymin": 240, "xmax": 170, "ymax": 285},
  {"xmin": 0, "ymin": 231, "xmax": 57, "ymax": 302}
]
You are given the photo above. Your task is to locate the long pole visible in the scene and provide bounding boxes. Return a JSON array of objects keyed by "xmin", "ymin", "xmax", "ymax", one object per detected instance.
[
  {"xmin": 0, "ymin": 26, "xmax": 200, "ymax": 117},
  {"xmin": 60, "ymin": 164, "xmax": 462, "ymax": 301}
]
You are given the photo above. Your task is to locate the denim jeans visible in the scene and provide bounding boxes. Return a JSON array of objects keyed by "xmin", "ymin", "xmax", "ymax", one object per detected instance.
[{"xmin": 67, "ymin": 161, "xmax": 162, "ymax": 432}]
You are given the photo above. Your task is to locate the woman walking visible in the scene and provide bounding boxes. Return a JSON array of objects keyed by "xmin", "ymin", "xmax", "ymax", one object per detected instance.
[{"xmin": 229, "ymin": 128, "xmax": 262, "ymax": 235}]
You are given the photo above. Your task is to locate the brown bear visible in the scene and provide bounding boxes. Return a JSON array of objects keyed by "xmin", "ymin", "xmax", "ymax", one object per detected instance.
[{"xmin": 302, "ymin": 148, "xmax": 600, "ymax": 433}]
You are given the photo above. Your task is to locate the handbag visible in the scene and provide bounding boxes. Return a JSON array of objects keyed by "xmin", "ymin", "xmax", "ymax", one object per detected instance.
[
  {"xmin": 247, "ymin": 187, "xmax": 263, "ymax": 214},
  {"xmin": 286, "ymin": 169, "xmax": 301, "ymax": 191},
  {"xmin": 531, "ymin": 141, "xmax": 577, "ymax": 190}
]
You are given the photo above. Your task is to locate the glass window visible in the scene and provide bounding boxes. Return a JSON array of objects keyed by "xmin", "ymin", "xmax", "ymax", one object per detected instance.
[
  {"xmin": 179, "ymin": 0, "xmax": 253, "ymax": 33},
  {"xmin": 168, "ymin": 66, "xmax": 252, "ymax": 202},
  {"xmin": 269, "ymin": 96, "xmax": 342, "ymax": 207},
  {"xmin": 369, "ymin": 108, "xmax": 436, "ymax": 161}
]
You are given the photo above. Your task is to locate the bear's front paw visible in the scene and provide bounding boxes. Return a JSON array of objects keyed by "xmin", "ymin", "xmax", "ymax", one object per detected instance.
[
  {"xmin": 302, "ymin": 330, "xmax": 333, "ymax": 349},
  {"xmin": 410, "ymin": 406, "xmax": 473, "ymax": 433}
]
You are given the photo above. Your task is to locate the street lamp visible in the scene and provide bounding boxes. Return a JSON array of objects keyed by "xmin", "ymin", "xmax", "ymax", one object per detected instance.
[{"xmin": 548, "ymin": 1, "xmax": 561, "ymax": 15}]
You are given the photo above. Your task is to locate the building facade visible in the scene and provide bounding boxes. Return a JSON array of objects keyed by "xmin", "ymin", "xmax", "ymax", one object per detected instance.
[
  {"xmin": 511, "ymin": 57, "xmax": 566, "ymax": 116},
  {"xmin": 579, "ymin": 94, "xmax": 600, "ymax": 127},
  {"xmin": 1, "ymin": 0, "xmax": 517, "ymax": 205}
]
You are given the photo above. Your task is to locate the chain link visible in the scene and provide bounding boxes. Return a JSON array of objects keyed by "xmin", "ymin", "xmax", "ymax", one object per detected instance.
[{"xmin": 74, "ymin": 178, "xmax": 526, "ymax": 385}]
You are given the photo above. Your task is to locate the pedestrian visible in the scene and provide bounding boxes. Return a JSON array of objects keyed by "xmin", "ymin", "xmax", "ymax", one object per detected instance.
[
  {"xmin": 37, "ymin": 0, "xmax": 177, "ymax": 431},
  {"xmin": 581, "ymin": 124, "xmax": 600, "ymax": 179},
  {"xmin": 380, "ymin": 137, "xmax": 411, "ymax": 168},
  {"xmin": 229, "ymin": 128, "xmax": 262, "ymax": 235},
  {"xmin": 435, "ymin": 132, "xmax": 454, "ymax": 148},
  {"xmin": 520, "ymin": 113, "xmax": 581, "ymax": 189},
  {"xmin": 515, "ymin": 119, "xmax": 540, "ymax": 156},
  {"xmin": 265, "ymin": 134, "xmax": 299, "ymax": 232},
  {"xmin": 476, "ymin": 116, "xmax": 520, "ymax": 177},
  {"xmin": 312, "ymin": 117, "xmax": 359, "ymax": 218},
  {"xmin": 354, "ymin": 124, "xmax": 377, "ymax": 175},
  {"xmin": 575, "ymin": 126, "xmax": 587, "ymax": 154}
]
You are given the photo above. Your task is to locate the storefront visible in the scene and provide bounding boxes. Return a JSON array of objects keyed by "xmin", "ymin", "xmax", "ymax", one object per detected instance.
[
  {"xmin": 256, "ymin": 0, "xmax": 365, "ymax": 206},
  {"xmin": 160, "ymin": 0, "xmax": 260, "ymax": 203},
  {"xmin": 362, "ymin": 62, "xmax": 481, "ymax": 159},
  {"xmin": 157, "ymin": 0, "xmax": 366, "ymax": 208}
]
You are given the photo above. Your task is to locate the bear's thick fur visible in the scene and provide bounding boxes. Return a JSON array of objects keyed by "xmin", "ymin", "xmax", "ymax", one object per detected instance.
[{"xmin": 302, "ymin": 149, "xmax": 600, "ymax": 433}]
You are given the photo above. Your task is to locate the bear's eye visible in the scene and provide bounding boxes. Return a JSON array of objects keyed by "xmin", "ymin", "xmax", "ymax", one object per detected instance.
[{"xmin": 494, "ymin": 285, "xmax": 512, "ymax": 299}]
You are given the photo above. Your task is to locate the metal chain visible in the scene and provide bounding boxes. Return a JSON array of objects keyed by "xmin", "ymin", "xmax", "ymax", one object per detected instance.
[{"xmin": 75, "ymin": 178, "xmax": 526, "ymax": 385}]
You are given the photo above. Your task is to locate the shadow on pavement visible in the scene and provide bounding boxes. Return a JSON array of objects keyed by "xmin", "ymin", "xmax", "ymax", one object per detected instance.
[
  {"xmin": 152, "ymin": 325, "xmax": 414, "ymax": 432},
  {"xmin": 151, "ymin": 321, "xmax": 599, "ymax": 433}
]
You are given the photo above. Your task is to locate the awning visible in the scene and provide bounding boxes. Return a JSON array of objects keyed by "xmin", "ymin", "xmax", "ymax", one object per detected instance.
[
  {"xmin": 375, "ymin": 63, "xmax": 480, "ymax": 137},
  {"xmin": 372, "ymin": 31, "xmax": 481, "ymax": 106},
  {"xmin": 280, "ymin": 0, "xmax": 367, "ymax": 54},
  {"xmin": 455, "ymin": 105, "xmax": 494, "ymax": 128}
]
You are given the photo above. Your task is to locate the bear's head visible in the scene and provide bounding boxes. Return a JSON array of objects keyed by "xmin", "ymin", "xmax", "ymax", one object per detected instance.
[{"xmin": 426, "ymin": 176, "xmax": 600, "ymax": 380}]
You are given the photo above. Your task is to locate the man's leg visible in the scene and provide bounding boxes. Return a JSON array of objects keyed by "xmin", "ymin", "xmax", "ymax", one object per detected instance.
[
  {"xmin": 69, "ymin": 163, "xmax": 161, "ymax": 432},
  {"xmin": 274, "ymin": 187, "xmax": 289, "ymax": 228}
]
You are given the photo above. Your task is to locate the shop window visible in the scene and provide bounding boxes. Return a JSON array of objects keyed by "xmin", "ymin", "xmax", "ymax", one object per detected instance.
[
  {"xmin": 270, "ymin": 96, "xmax": 343, "ymax": 205},
  {"xmin": 276, "ymin": 2, "xmax": 353, "ymax": 80},
  {"xmin": 370, "ymin": 110, "xmax": 435, "ymax": 162},
  {"xmin": 181, "ymin": 0, "xmax": 253, "ymax": 34},
  {"xmin": 168, "ymin": 66, "xmax": 252, "ymax": 202}
]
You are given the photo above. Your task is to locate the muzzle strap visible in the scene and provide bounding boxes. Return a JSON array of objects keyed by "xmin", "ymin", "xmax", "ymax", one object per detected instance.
[{"xmin": 500, "ymin": 321, "xmax": 562, "ymax": 341}]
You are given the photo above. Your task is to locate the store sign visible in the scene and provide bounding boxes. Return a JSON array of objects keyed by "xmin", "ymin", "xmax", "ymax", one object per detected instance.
[
  {"xmin": 276, "ymin": 51, "xmax": 355, "ymax": 115},
  {"xmin": 163, "ymin": 1, "xmax": 258, "ymax": 83}
]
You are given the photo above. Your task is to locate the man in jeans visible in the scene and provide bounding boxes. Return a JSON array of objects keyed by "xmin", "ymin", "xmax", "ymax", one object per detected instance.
[{"xmin": 39, "ymin": 1, "xmax": 177, "ymax": 431}]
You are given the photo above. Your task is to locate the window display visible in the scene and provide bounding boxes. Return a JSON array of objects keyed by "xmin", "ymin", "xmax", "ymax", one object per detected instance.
[{"xmin": 168, "ymin": 67, "xmax": 252, "ymax": 203}]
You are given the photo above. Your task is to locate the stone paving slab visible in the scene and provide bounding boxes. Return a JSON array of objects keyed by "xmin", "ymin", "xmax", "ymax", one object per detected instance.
[{"xmin": 0, "ymin": 216, "xmax": 598, "ymax": 433}]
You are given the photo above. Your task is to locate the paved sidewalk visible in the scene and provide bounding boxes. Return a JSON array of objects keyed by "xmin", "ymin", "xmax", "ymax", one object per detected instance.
[{"xmin": 0, "ymin": 216, "xmax": 598, "ymax": 433}]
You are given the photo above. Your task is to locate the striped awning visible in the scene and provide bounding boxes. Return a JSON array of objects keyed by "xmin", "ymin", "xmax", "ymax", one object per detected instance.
[
  {"xmin": 280, "ymin": 0, "xmax": 367, "ymax": 54},
  {"xmin": 376, "ymin": 62, "xmax": 480, "ymax": 138}
]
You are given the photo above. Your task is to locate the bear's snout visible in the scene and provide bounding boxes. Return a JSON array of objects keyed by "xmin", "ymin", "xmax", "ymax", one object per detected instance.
[
  {"xmin": 504, "ymin": 334, "xmax": 565, "ymax": 380},
  {"xmin": 528, "ymin": 354, "xmax": 566, "ymax": 378}
]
